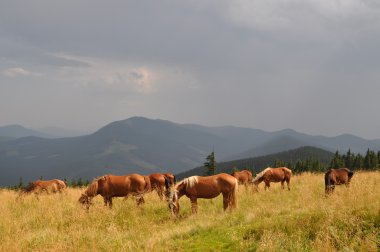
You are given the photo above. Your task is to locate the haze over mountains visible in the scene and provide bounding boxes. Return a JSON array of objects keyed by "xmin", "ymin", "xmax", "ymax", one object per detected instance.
[
  {"xmin": 0, "ymin": 124, "xmax": 89, "ymax": 140},
  {"xmin": 0, "ymin": 116, "xmax": 380, "ymax": 186}
]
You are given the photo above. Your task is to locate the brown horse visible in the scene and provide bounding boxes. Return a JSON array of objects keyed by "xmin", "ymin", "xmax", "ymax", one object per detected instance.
[
  {"xmin": 231, "ymin": 170, "xmax": 253, "ymax": 189},
  {"xmin": 325, "ymin": 168, "xmax": 354, "ymax": 194},
  {"xmin": 252, "ymin": 167, "xmax": 292, "ymax": 191},
  {"xmin": 165, "ymin": 173, "xmax": 238, "ymax": 216},
  {"xmin": 78, "ymin": 174, "xmax": 151, "ymax": 210},
  {"xmin": 148, "ymin": 173, "xmax": 176, "ymax": 200},
  {"xmin": 21, "ymin": 179, "xmax": 67, "ymax": 195}
]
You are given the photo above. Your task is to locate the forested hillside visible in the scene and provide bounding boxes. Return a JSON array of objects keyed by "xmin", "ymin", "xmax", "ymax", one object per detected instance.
[{"xmin": 177, "ymin": 146, "xmax": 334, "ymax": 179}]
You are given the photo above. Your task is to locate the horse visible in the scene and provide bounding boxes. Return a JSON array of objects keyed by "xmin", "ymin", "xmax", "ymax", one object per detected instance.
[
  {"xmin": 231, "ymin": 170, "xmax": 253, "ymax": 189},
  {"xmin": 165, "ymin": 173, "xmax": 238, "ymax": 216},
  {"xmin": 78, "ymin": 174, "xmax": 151, "ymax": 210},
  {"xmin": 148, "ymin": 173, "xmax": 176, "ymax": 200},
  {"xmin": 21, "ymin": 179, "xmax": 67, "ymax": 195},
  {"xmin": 325, "ymin": 168, "xmax": 354, "ymax": 195},
  {"xmin": 252, "ymin": 167, "xmax": 292, "ymax": 191}
]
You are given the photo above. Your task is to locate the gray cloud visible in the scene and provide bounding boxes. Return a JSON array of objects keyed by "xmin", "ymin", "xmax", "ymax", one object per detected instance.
[{"xmin": 1, "ymin": 1, "xmax": 380, "ymax": 138}]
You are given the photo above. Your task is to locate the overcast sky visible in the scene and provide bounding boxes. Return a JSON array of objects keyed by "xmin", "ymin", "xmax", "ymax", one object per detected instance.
[{"xmin": 1, "ymin": 0, "xmax": 380, "ymax": 139}]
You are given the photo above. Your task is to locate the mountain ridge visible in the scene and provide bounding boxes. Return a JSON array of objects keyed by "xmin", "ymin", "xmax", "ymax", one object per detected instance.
[{"xmin": 1, "ymin": 116, "xmax": 380, "ymax": 186}]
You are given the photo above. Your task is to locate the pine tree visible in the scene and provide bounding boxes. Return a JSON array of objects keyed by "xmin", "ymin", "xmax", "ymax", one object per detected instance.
[
  {"xmin": 344, "ymin": 149, "xmax": 354, "ymax": 170},
  {"xmin": 204, "ymin": 151, "xmax": 217, "ymax": 176},
  {"xmin": 330, "ymin": 151, "xmax": 344, "ymax": 168},
  {"xmin": 18, "ymin": 177, "xmax": 24, "ymax": 189},
  {"xmin": 364, "ymin": 148, "xmax": 371, "ymax": 170}
]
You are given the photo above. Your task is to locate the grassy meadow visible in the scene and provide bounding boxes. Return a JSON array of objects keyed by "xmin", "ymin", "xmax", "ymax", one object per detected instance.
[{"xmin": 0, "ymin": 171, "xmax": 379, "ymax": 251}]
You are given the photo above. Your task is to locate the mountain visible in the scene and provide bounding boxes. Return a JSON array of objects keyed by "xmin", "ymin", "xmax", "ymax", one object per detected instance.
[
  {"xmin": 176, "ymin": 146, "xmax": 335, "ymax": 179},
  {"xmin": 0, "ymin": 125, "xmax": 53, "ymax": 139},
  {"xmin": 0, "ymin": 116, "xmax": 379, "ymax": 186},
  {"xmin": 0, "ymin": 117, "xmax": 252, "ymax": 186}
]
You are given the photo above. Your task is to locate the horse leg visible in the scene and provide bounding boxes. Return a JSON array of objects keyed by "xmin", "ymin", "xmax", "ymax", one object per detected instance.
[
  {"xmin": 157, "ymin": 187, "xmax": 163, "ymax": 200},
  {"xmin": 222, "ymin": 193, "xmax": 229, "ymax": 211},
  {"xmin": 108, "ymin": 198, "xmax": 113, "ymax": 209},
  {"xmin": 190, "ymin": 198, "xmax": 198, "ymax": 214},
  {"xmin": 136, "ymin": 195, "xmax": 145, "ymax": 206},
  {"xmin": 103, "ymin": 197, "xmax": 108, "ymax": 206},
  {"xmin": 281, "ymin": 181, "xmax": 285, "ymax": 190},
  {"xmin": 265, "ymin": 181, "xmax": 270, "ymax": 190},
  {"xmin": 286, "ymin": 179, "xmax": 290, "ymax": 191}
]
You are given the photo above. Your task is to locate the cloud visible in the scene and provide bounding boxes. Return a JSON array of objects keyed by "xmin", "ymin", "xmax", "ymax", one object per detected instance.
[{"xmin": 0, "ymin": 67, "xmax": 42, "ymax": 78}]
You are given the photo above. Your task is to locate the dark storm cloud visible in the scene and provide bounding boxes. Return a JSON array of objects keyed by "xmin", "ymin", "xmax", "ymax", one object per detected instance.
[{"xmin": 1, "ymin": 0, "xmax": 380, "ymax": 138}]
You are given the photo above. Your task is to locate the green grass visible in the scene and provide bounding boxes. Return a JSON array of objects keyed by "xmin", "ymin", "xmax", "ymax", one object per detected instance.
[{"xmin": 0, "ymin": 171, "xmax": 379, "ymax": 251}]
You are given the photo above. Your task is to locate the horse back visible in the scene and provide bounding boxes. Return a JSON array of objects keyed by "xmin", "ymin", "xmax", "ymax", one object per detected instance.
[
  {"xmin": 186, "ymin": 174, "xmax": 236, "ymax": 198},
  {"xmin": 149, "ymin": 173, "xmax": 165, "ymax": 188}
]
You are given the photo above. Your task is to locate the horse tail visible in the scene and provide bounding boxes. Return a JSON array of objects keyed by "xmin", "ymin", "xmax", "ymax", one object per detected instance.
[
  {"xmin": 173, "ymin": 175, "xmax": 176, "ymax": 185},
  {"xmin": 230, "ymin": 178, "xmax": 239, "ymax": 209},
  {"xmin": 143, "ymin": 176, "xmax": 151, "ymax": 193},
  {"xmin": 325, "ymin": 170, "xmax": 332, "ymax": 194},
  {"xmin": 247, "ymin": 171, "xmax": 253, "ymax": 181}
]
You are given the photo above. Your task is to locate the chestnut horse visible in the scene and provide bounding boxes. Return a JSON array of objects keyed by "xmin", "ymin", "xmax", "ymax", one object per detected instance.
[
  {"xmin": 78, "ymin": 174, "xmax": 151, "ymax": 210},
  {"xmin": 231, "ymin": 170, "xmax": 252, "ymax": 189},
  {"xmin": 252, "ymin": 167, "xmax": 292, "ymax": 190},
  {"xmin": 21, "ymin": 179, "xmax": 67, "ymax": 195},
  {"xmin": 165, "ymin": 173, "xmax": 238, "ymax": 216},
  {"xmin": 325, "ymin": 168, "xmax": 354, "ymax": 195},
  {"xmin": 148, "ymin": 173, "xmax": 176, "ymax": 200}
]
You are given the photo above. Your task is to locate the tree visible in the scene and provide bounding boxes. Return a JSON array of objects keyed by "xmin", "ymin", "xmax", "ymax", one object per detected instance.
[
  {"xmin": 330, "ymin": 151, "xmax": 344, "ymax": 168},
  {"xmin": 344, "ymin": 149, "xmax": 354, "ymax": 170},
  {"xmin": 204, "ymin": 151, "xmax": 217, "ymax": 176},
  {"xmin": 18, "ymin": 177, "xmax": 24, "ymax": 189},
  {"xmin": 353, "ymin": 153, "xmax": 364, "ymax": 169}
]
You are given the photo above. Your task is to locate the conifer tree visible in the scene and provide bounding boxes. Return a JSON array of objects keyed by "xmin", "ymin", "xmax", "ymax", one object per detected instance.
[{"xmin": 204, "ymin": 151, "xmax": 217, "ymax": 176}]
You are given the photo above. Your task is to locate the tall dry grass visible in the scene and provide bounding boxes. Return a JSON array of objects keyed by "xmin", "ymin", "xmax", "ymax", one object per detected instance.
[{"xmin": 0, "ymin": 171, "xmax": 379, "ymax": 251}]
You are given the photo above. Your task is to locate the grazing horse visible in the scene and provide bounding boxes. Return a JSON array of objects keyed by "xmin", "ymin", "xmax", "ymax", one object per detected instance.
[
  {"xmin": 325, "ymin": 168, "xmax": 354, "ymax": 195},
  {"xmin": 252, "ymin": 167, "xmax": 292, "ymax": 191},
  {"xmin": 78, "ymin": 174, "xmax": 151, "ymax": 210},
  {"xmin": 148, "ymin": 173, "xmax": 176, "ymax": 200},
  {"xmin": 21, "ymin": 179, "xmax": 67, "ymax": 195},
  {"xmin": 165, "ymin": 173, "xmax": 238, "ymax": 216},
  {"xmin": 231, "ymin": 170, "xmax": 253, "ymax": 189}
]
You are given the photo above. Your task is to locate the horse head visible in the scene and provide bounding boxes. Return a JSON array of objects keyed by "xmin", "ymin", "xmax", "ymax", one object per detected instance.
[
  {"xmin": 164, "ymin": 177, "xmax": 180, "ymax": 216},
  {"xmin": 78, "ymin": 193, "xmax": 93, "ymax": 210}
]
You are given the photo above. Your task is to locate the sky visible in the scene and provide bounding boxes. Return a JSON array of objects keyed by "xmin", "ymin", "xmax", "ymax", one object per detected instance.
[{"xmin": 1, "ymin": 0, "xmax": 380, "ymax": 139}]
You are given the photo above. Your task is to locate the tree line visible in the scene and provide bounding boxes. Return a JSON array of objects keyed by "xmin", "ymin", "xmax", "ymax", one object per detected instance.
[{"xmin": 203, "ymin": 148, "xmax": 380, "ymax": 176}]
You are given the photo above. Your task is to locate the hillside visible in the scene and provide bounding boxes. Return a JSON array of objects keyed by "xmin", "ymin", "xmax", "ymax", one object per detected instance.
[
  {"xmin": 1, "ymin": 117, "xmax": 380, "ymax": 186},
  {"xmin": 177, "ymin": 146, "xmax": 334, "ymax": 179},
  {"xmin": 0, "ymin": 172, "xmax": 378, "ymax": 251}
]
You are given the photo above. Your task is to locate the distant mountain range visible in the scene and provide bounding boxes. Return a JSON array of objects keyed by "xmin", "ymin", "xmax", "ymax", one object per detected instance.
[
  {"xmin": 0, "ymin": 125, "xmax": 53, "ymax": 139},
  {"xmin": 0, "ymin": 116, "xmax": 379, "ymax": 186},
  {"xmin": 176, "ymin": 146, "xmax": 334, "ymax": 179},
  {"xmin": 0, "ymin": 125, "xmax": 88, "ymax": 139}
]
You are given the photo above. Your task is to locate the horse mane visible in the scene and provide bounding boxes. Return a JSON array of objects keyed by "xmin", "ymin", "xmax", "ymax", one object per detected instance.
[
  {"xmin": 252, "ymin": 168, "xmax": 272, "ymax": 182},
  {"xmin": 175, "ymin": 176, "xmax": 198, "ymax": 191},
  {"xmin": 184, "ymin": 176, "xmax": 198, "ymax": 188},
  {"xmin": 84, "ymin": 176, "xmax": 105, "ymax": 197}
]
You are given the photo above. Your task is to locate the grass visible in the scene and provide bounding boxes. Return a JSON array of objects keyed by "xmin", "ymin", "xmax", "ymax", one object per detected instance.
[{"xmin": 0, "ymin": 171, "xmax": 379, "ymax": 251}]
